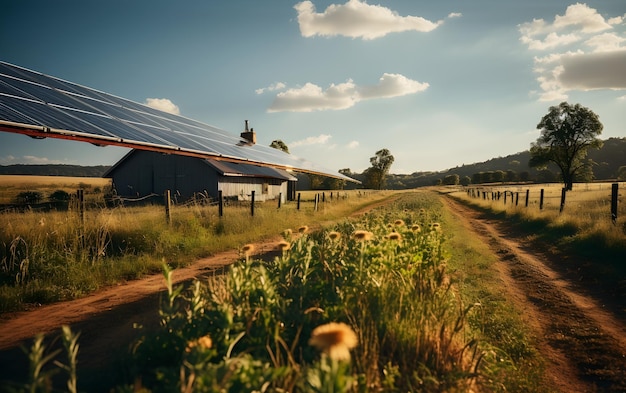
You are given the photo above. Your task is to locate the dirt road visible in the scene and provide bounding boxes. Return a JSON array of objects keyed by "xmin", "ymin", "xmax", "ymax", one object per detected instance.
[
  {"xmin": 441, "ymin": 195, "xmax": 626, "ymax": 392},
  {"xmin": 0, "ymin": 193, "xmax": 624, "ymax": 391}
]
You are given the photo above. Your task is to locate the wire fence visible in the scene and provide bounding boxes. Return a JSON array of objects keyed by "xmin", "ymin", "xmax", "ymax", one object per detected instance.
[{"xmin": 463, "ymin": 182, "xmax": 624, "ymax": 224}]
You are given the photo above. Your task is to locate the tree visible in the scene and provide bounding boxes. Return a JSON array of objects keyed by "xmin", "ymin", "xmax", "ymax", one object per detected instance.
[
  {"xmin": 443, "ymin": 174, "xmax": 459, "ymax": 185},
  {"xmin": 364, "ymin": 149, "xmax": 394, "ymax": 190},
  {"xmin": 269, "ymin": 140, "xmax": 289, "ymax": 154},
  {"xmin": 618, "ymin": 166, "xmax": 626, "ymax": 181},
  {"xmin": 529, "ymin": 102, "xmax": 603, "ymax": 190}
]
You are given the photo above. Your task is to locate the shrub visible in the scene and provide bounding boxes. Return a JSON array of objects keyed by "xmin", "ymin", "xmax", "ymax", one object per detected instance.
[{"xmin": 14, "ymin": 191, "xmax": 43, "ymax": 205}]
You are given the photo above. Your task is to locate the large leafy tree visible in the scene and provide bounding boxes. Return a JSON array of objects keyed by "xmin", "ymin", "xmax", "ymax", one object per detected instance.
[
  {"xmin": 364, "ymin": 149, "xmax": 394, "ymax": 190},
  {"xmin": 529, "ymin": 102, "xmax": 603, "ymax": 190}
]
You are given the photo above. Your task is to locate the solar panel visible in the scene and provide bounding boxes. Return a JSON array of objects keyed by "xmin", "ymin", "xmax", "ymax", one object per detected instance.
[{"xmin": 0, "ymin": 61, "xmax": 358, "ymax": 183}]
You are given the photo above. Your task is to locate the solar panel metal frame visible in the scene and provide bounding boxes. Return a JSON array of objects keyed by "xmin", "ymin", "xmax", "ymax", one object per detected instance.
[{"xmin": 0, "ymin": 61, "xmax": 358, "ymax": 183}]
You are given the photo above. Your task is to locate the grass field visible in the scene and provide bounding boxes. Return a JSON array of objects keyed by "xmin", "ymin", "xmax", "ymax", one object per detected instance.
[{"xmin": 0, "ymin": 175, "xmax": 111, "ymax": 205}]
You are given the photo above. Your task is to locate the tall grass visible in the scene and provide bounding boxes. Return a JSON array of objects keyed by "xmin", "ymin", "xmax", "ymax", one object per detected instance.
[
  {"xmin": 0, "ymin": 190, "xmax": 395, "ymax": 313},
  {"xmin": 7, "ymin": 191, "xmax": 547, "ymax": 392}
]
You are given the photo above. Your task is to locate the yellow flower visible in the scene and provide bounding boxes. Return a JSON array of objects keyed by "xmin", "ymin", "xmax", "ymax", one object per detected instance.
[
  {"xmin": 431, "ymin": 223, "xmax": 441, "ymax": 231},
  {"xmin": 352, "ymin": 230, "xmax": 373, "ymax": 242},
  {"xmin": 328, "ymin": 231, "xmax": 341, "ymax": 241},
  {"xmin": 283, "ymin": 228, "xmax": 293, "ymax": 238},
  {"xmin": 185, "ymin": 335, "xmax": 212, "ymax": 353},
  {"xmin": 241, "ymin": 244, "xmax": 255, "ymax": 256},
  {"xmin": 388, "ymin": 232, "xmax": 402, "ymax": 242},
  {"xmin": 309, "ymin": 322, "xmax": 358, "ymax": 362},
  {"xmin": 298, "ymin": 225, "xmax": 309, "ymax": 234},
  {"xmin": 197, "ymin": 335, "xmax": 212, "ymax": 349},
  {"xmin": 394, "ymin": 219, "xmax": 405, "ymax": 227},
  {"xmin": 410, "ymin": 224, "xmax": 421, "ymax": 232},
  {"xmin": 277, "ymin": 240, "xmax": 291, "ymax": 251}
]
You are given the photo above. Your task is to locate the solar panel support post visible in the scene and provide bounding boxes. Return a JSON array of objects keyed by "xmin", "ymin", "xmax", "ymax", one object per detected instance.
[
  {"xmin": 218, "ymin": 191, "xmax": 224, "ymax": 217},
  {"xmin": 165, "ymin": 190, "xmax": 172, "ymax": 225},
  {"xmin": 251, "ymin": 191, "xmax": 255, "ymax": 217}
]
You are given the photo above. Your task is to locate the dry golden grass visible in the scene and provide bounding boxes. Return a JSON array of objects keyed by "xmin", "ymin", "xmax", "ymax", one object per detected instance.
[
  {"xmin": 0, "ymin": 175, "xmax": 111, "ymax": 204},
  {"xmin": 448, "ymin": 182, "xmax": 626, "ymax": 246}
]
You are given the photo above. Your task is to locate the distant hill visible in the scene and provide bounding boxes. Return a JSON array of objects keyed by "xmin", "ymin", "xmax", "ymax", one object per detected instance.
[
  {"xmin": 1, "ymin": 137, "xmax": 624, "ymax": 188},
  {"xmin": 383, "ymin": 137, "xmax": 626, "ymax": 188},
  {"xmin": 0, "ymin": 164, "xmax": 110, "ymax": 177}
]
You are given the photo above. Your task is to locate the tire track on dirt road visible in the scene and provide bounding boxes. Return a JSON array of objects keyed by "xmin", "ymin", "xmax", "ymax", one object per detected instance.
[{"xmin": 441, "ymin": 195, "xmax": 626, "ymax": 392}]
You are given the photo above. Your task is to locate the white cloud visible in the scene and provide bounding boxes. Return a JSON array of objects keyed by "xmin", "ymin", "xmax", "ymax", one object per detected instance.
[
  {"xmin": 447, "ymin": 12, "xmax": 462, "ymax": 19},
  {"xmin": 268, "ymin": 73, "xmax": 428, "ymax": 112},
  {"xmin": 291, "ymin": 134, "xmax": 332, "ymax": 147},
  {"xmin": 347, "ymin": 140, "xmax": 359, "ymax": 149},
  {"xmin": 553, "ymin": 3, "xmax": 612, "ymax": 33},
  {"xmin": 144, "ymin": 98, "xmax": 180, "ymax": 115},
  {"xmin": 520, "ymin": 4, "xmax": 626, "ymax": 101},
  {"xmin": 294, "ymin": 0, "xmax": 444, "ymax": 40},
  {"xmin": 584, "ymin": 33, "xmax": 626, "ymax": 52},
  {"xmin": 255, "ymin": 82, "xmax": 286, "ymax": 95}
]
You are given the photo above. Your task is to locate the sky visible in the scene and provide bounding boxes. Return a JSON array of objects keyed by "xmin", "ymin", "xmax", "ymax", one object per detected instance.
[{"xmin": 1, "ymin": 0, "xmax": 625, "ymax": 174}]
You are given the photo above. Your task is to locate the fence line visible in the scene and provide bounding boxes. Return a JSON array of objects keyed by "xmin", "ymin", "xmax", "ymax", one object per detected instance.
[{"xmin": 465, "ymin": 183, "xmax": 622, "ymax": 223}]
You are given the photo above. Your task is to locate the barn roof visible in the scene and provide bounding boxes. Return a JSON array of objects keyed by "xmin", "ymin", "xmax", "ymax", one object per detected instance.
[
  {"xmin": 0, "ymin": 61, "xmax": 359, "ymax": 183},
  {"xmin": 204, "ymin": 158, "xmax": 297, "ymax": 181}
]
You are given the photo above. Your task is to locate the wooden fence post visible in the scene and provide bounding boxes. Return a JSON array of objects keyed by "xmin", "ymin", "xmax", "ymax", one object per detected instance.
[
  {"xmin": 218, "ymin": 190, "xmax": 223, "ymax": 217},
  {"xmin": 278, "ymin": 192, "xmax": 282, "ymax": 209},
  {"xmin": 504, "ymin": 192, "xmax": 507, "ymax": 204},
  {"xmin": 525, "ymin": 189, "xmax": 529, "ymax": 207},
  {"xmin": 539, "ymin": 189, "xmax": 544, "ymax": 210},
  {"xmin": 76, "ymin": 189, "xmax": 85, "ymax": 226},
  {"xmin": 611, "ymin": 183, "xmax": 618, "ymax": 224},
  {"xmin": 559, "ymin": 188, "xmax": 567, "ymax": 213},
  {"xmin": 251, "ymin": 190, "xmax": 255, "ymax": 216},
  {"xmin": 314, "ymin": 193, "xmax": 319, "ymax": 212},
  {"xmin": 164, "ymin": 190, "xmax": 171, "ymax": 224},
  {"xmin": 297, "ymin": 193, "xmax": 301, "ymax": 210},
  {"xmin": 515, "ymin": 192, "xmax": 519, "ymax": 206}
]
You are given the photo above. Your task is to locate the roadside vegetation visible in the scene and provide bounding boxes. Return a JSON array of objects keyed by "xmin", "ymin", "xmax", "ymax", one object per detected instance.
[
  {"xmin": 0, "ymin": 178, "xmax": 394, "ymax": 313},
  {"xmin": 5, "ymin": 191, "xmax": 548, "ymax": 392}
]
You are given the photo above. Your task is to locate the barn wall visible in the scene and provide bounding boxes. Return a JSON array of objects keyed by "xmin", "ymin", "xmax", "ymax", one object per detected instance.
[
  {"xmin": 219, "ymin": 177, "xmax": 285, "ymax": 201},
  {"xmin": 108, "ymin": 151, "xmax": 291, "ymax": 203},
  {"xmin": 109, "ymin": 151, "xmax": 219, "ymax": 200}
]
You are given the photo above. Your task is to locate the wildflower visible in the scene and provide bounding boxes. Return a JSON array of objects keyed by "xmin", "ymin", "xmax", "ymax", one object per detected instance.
[
  {"xmin": 283, "ymin": 228, "xmax": 293, "ymax": 238},
  {"xmin": 309, "ymin": 322, "xmax": 358, "ymax": 362},
  {"xmin": 197, "ymin": 335, "xmax": 212, "ymax": 349},
  {"xmin": 298, "ymin": 225, "xmax": 309, "ymax": 234},
  {"xmin": 388, "ymin": 232, "xmax": 402, "ymax": 242},
  {"xmin": 352, "ymin": 230, "xmax": 373, "ymax": 242},
  {"xmin": 394, "ymin": 219, "xmax": 404, "ymax": 226},
  {"xmin": 410, "ymin": 224, "xmax": 421, "ymax": 232},
  {"xmin": 277, "ymin": 240, "xmax": 291, "ymax": 251},
  {"xmin": 431, "ymin": 223, "xmax": 441, "ymax": 231},
  {"xmin": 328, "ymin": 231, "xmax": 341, "ymax": 241},
  {"xmin": 38, "ymin": 218, "xmax": 45, "ymax": 227},
  {"xmin": 419, "ymin": 209, "xmax": 426, "ymax": 214},
  {"xmin": 241, "ymin": 244, "xmax": 255, "ymax": 256},
  {"xmin": 185, "ymin": 334, "xmax": 212, "ymax": 353}
]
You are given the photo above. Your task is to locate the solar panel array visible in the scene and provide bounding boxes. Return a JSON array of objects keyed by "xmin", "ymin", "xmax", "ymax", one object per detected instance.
[{"xmin": 0, "ymin": 61, "xmax": 356, "ymax": 182}]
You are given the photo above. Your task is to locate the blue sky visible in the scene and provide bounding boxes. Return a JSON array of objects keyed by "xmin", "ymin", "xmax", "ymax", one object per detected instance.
[{"xmin": 1, "ymin": 0, "xmax": 625, "ymax": 174}]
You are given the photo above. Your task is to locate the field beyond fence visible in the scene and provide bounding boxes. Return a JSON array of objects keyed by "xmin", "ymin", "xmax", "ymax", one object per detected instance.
[{"xmin": 447, "ymin": 181, "xmax": 626, "ymax": 249}]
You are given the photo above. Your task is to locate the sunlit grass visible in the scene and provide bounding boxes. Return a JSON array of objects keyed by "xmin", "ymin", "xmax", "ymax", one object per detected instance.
[{"xmin": 0, "ymin": 188, "xmax": 396, "ymax": 312}]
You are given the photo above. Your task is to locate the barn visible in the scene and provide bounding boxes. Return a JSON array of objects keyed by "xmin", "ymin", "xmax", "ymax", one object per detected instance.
[
  {"xmin": 104, "ymin": 149, "xmax": 298, "ymax": 203},
  {"xmin": 104, "ymin": 123, "xmax": 299, "ymax": 202}
]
